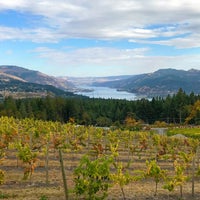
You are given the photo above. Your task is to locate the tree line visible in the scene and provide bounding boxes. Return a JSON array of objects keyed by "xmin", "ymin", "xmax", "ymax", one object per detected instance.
[{"xmin": 0, "ymin": 88, "xmax": 200, "ymax": 126}]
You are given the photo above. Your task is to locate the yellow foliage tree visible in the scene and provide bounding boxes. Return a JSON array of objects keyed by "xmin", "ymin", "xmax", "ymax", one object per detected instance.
[{"xmin": 185, "ymin": 100, "xmax": 200, "ymax": 124}]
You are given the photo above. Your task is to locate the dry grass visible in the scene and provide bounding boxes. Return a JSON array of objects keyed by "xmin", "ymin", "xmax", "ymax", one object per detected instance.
[{"xmin": 1, "ymin": 144, "xmax": 200, "ymax": 200}]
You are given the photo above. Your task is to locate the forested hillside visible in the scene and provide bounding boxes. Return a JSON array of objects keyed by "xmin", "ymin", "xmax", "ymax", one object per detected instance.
[{"xmin": 1, "ymin": 88, "xmax": 200, "ymax": 126}]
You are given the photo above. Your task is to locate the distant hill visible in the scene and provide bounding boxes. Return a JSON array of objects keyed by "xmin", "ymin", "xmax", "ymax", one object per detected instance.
[
  {"xmin": 65, "ymin": 75, "xmax": 132, "ymax": 86},
  {"xmin": 2, "ymin": 66, "xmax": 200, "ymax": 99},
  {"xmin": 93, "ymin": 68, "xmax": 200, "ymax": 97},
  {"xmin": 0, "ymin": 65, "xmax": 76, "ymax": 98},
  {"xmin": 0, "ymin": 65, "xmax": 74, "ymax": 91}
]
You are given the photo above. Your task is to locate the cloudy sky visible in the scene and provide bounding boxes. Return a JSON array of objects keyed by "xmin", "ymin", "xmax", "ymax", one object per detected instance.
[{"xmin": 0, "ymin": 0, "xmax": 200, "ymax": 77}]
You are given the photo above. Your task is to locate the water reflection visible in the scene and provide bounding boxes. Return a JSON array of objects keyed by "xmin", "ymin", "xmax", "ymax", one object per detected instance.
[{"xmin": 75, "ymin": 86, "xmax": 137, "ymax": 100}]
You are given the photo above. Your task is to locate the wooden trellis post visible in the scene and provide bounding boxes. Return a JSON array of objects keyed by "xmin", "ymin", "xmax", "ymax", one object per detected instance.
[{"xmin": 59, "ymin": 149, "xmax": 69, "ymax": 200}]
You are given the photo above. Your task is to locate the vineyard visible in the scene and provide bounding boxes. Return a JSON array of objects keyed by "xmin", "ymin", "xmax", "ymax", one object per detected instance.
[{"xmin": 1, "ymin": 116, "xmax": 200, "ymax": 199}]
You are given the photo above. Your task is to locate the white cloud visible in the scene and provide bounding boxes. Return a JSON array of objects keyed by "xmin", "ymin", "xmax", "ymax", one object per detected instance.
[
  {"xmin": 33, "ymin": 46, "xmax": 149, "ymax": 66},
  {"xmin": 0, "ymin": 0, "xmax": 200, "ymax": 77},
  {"xmin": 130, "ymin": 32, "xmax": 200, "ymax": 49},
  {"xmin": 32, "ymin": 46, "xmax": 200, "ymax": 76},
  {"xmin": 0, "ymin": 0, "xmax": 200, "ymax": 47},
  {"xmin": 0, "ymin": 26, "xmax": 64, "ymax": 42}
]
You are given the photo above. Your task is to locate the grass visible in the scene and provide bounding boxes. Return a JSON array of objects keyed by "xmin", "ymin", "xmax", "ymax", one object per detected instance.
[
  {"xmin": 167, "ymin": 126, "xmax": 200, "ymax": 139},
  {"xmin": 0, "ymin": 192, "xmax": 17, "ymax": 199},
  {"xmin": 39, "ymin": 195, "xmax": 48, "ymax": 200}
]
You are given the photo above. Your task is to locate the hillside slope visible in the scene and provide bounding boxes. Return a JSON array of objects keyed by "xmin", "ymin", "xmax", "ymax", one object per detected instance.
[
  {"xmin": 93, "ymin": 68, "xmax": 200, "ymax": 97},
  {"xmin": 0, "ymin": 65, "xmax": 74, "ymax": 91},
  {"xmin": 0, "ymin": 66, "xmax": 76, "ymax": 98}
]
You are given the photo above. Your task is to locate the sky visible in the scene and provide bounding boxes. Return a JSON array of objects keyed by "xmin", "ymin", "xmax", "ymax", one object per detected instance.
[{"xmin": 0, "ymin": 0, "xmax": 200, "ymax": 77}]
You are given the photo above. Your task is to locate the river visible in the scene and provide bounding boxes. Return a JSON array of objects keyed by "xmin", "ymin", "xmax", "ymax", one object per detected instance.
[{"xmin": 75, "ymin": 86, "xmax": 137, "ymax": 100}]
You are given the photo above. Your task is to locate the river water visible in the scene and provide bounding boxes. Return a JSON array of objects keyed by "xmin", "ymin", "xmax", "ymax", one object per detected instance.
[{"xmin": 75, "ymin": 86, "xmax": 137, "ymax": 100}]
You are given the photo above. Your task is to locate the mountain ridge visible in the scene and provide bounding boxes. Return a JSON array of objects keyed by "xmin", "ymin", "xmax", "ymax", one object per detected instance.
[
  {"xmin": 0, "ymin": 65, "xmax": 76, "ymax": 98},
  {"xmin": 0, "ymin": 65, "xmax": 74, "ymax": 91},
  {"xmin": 92, "ymin": 68, "xmax": 200, "ymax": 97},
  {"xmin": 1, "ymin": 65, "xmax": 200, "ymax": 98}
]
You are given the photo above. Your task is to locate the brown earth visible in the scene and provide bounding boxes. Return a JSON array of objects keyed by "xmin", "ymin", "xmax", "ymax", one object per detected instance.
[{"xmin": 1, "ymin": 148, "xmax": 200, "ymax": 200}]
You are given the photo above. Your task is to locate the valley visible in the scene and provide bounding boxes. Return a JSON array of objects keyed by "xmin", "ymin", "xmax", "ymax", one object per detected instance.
[{"xmin": 1, "ymin": 65, "xmax": 200, "ymax": 99}]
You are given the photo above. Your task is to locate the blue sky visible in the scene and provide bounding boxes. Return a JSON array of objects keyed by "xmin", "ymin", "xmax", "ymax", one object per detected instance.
[{"xmin": 0, "ymin": 0, "xmax": 200, "ymax": 77}]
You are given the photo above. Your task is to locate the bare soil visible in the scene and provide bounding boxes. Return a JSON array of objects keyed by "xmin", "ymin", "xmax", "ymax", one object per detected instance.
[{"xmin": 1, "ymin": 148, "xmax": 200, "ymax": 200}]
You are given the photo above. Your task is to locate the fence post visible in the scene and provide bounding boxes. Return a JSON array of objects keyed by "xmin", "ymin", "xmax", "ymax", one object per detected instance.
[{"xmin": 59, "ymin": 149, "xmax": 69, "ymax": 200}]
